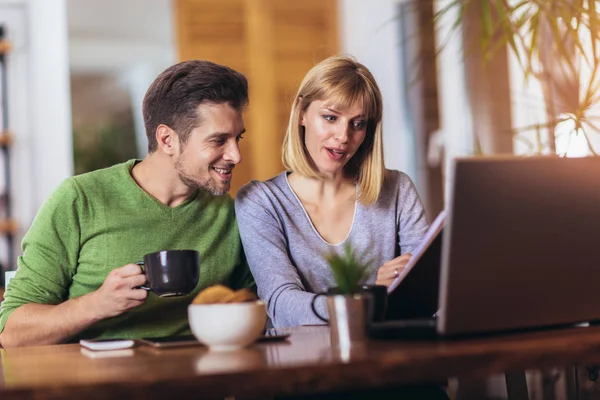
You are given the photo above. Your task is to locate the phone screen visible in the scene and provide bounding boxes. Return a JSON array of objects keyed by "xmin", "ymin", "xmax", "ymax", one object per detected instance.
[{"xmin": 139, "ymin": 335, "xmax": 200, "ymax": 348}]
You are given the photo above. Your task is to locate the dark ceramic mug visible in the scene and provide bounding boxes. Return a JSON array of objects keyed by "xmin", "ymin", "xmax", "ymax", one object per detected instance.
[
  {"xmin": 311, "ymin": 284, "xmax": 388, "ymax": 323},
  {"xmin": 136, "ymin": 250, "xmax": 200, "ymax": 297}
]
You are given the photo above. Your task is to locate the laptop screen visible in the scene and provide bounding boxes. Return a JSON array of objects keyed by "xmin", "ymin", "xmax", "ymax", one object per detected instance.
[{"xmin": 438, "ymin": 156, "xmax": 600, "ymax": 336}]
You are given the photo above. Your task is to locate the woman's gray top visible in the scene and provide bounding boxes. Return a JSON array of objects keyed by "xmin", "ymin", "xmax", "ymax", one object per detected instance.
[{"xmin": 235, "ymin": 170, "xmax": 429, "ymax": 328}]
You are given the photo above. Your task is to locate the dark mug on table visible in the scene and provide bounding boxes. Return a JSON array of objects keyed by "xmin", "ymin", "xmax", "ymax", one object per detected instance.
[
  {"xmin": 310, "ymin": 284, "xmax": 388, "ymax": 323},
  {"xmin": 136, "ymin": 249, "xmax": 200, "ymax": 297}
]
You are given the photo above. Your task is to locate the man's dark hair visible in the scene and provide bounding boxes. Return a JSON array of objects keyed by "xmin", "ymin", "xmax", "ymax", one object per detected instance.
[{"xmin": 142, "ymin": 60, "xmax": 249, "ymax": 153}]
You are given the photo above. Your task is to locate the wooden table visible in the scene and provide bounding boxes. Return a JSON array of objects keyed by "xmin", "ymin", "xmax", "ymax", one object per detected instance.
[{"xmin": 3, "ymin": 325, "xmax": 600, "ymax": 399}]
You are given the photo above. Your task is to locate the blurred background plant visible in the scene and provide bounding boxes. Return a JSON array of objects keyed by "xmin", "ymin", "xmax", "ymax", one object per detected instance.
[
  {"xmin": 70, "ymin": 72, "xmax": 140, "ymax": 175},
  {"xmin": 438, "ymin": 0, "xmax": 600, "ymax": 156},
  {"xmin": 72, "ymin": 119, "xmax": 137, "ymax": 175}
]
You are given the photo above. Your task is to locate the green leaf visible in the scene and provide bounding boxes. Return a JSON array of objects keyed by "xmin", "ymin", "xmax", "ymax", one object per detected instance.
[
  {"xmin": 543, "ymin": 6, "xmax": 579, "ymax": 78},
  {"xmin": 433, "ymin": 0, "xmax": 473, "ymax": 58},
  {"xmin": 525, "ymin": 11, "xmax": 541, "ymax": 80},
  {"xmin": 433, "ymin": 0, "xmax": 462, "ymax": 22},
  {"xmin": 578, "ymin": 127, "xmax": 598, "ymax": 155},
  {"xmin": 492, "ymin": 0, "xmax": 526, "ymax": 68},
  {"xmin": 325, "ymin": 242, "xmax": 371, "ymax": 294},
  {"xmin": 587, "ymin": 0, "xmax": 599, "ymax": 61},
  {"xmin": 555, "ymin": 4, "xmax": 590, "ymax": 67},
  {"xmin": 481, "ymin": 0, "xmax": 494, "ymax": 52}
]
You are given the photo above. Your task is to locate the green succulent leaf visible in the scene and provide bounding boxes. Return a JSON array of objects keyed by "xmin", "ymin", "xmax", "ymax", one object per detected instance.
[{"xmin": 325, "ymin": 242, "xmax": 372, "ymax": 295}]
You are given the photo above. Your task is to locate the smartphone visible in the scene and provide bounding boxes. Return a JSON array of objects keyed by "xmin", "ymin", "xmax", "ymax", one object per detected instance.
[
  {"xmin": 80, "ymin": 348, "xmax": 135, "ymax": 359},
  {"xmin": 138, "ymin": 335, "xmax": 201, "ymax": 348},
  {"xmin": 260, "ymin": 328, "xmax": 291, "ymax": 342},
  {"xmin": 79, "ymin": 339, "xmax": 135, "ymax": 351}
]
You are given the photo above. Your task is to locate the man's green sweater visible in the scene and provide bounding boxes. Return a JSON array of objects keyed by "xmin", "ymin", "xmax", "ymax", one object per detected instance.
[{"xmin": 0, "ymin": 160, "xmax": 254, "ymax": 341}]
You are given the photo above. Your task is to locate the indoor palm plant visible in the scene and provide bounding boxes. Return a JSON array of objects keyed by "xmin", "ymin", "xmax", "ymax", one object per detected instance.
[{"xmin": 437, "ymin": 0, "xmax": 600, "ymax": 155}]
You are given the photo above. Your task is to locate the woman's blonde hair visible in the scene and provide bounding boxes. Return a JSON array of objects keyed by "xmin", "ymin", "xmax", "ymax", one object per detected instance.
[{"xmin": 282, "ymin": 55, "xmax": 385, "ymax": 205}]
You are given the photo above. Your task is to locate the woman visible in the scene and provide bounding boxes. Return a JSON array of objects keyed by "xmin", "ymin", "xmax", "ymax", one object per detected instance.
[{"xmin": 235, "ymin": 55, "xmax": 429, "ymax": 328}]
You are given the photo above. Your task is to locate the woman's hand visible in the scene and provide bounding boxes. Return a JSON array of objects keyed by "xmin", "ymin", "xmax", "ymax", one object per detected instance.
[{"xmin": 375, "ymin": 254, "xmax": 412, "ymax": 288}]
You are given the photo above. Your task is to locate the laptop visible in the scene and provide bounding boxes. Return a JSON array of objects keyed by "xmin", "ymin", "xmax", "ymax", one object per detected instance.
[{"xmin": 371, "ymin": 156, "xmax": 600, "ymax": 339}]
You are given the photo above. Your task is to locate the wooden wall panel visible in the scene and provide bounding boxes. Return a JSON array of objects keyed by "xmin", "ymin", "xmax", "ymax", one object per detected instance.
[
  {"xmin": 176, "ymin": 0, "xmax": 246, "ymax": 70},
  {"xmin": 175, "ymin": 0, "xmax": 339, "ymax": 194},
  {"xmin": 417, "ymin": 0, "xmax": 444, "ymax": 219},
  {"xmin": 461, "ymin": 0, "xmax": 513, "ymax": 155}
]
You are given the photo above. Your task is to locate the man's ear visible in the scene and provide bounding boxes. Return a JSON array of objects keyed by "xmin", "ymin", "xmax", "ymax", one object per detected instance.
[{"xmin": 155, "ymin": 124, "xmax": 178, "ymax": 155}]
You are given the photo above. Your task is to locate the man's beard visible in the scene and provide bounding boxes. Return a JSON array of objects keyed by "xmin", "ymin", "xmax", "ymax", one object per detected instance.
[
  {"xmin": 179, "ymin": 172, "xmax": 229, "ymax": 196},
  {"xmin": 175, "ymin": 159, "xmax": 231, "ymax": 196}
]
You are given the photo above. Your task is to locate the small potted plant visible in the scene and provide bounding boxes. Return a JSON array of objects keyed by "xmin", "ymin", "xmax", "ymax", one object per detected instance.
[
  {"xmin": 311, "ymin": 243, "xmax": 387, "ymax": 347},
  {"xmin": 326, "ymin": 242, "xmax": 371, "ymax": 295}
]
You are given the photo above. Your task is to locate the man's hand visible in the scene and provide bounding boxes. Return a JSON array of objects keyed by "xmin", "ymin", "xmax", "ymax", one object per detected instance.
[
  {"xmin": 375, "ymin": 254, "xmax": 412, "ymax": 288},
  {"xmin": 0, "ymin": 264, "xmax": 149, "ymax": 348},
  {"xmin": 87, "ymin": 264, "xmax": 148, "ymax": 320}
]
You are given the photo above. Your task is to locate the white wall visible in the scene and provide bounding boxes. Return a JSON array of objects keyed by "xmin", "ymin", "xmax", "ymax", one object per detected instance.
[
  {"xmin": 432, "ymin": 0, "xmax": 474, "ymax": 202},
  {"xmin": 339, "ymin": 0, "xmax": 416, "ymax": 179},
  {"xmin": 0, "ymin": 0, "xmax": 73, "ymax": 264},
  {"xmin": 67, "ymin": 0, "xmax": 176, "ymax": 158},
  {"xmin": 339, "ymin": 0, "xmax": 473, "ymax": 205}
]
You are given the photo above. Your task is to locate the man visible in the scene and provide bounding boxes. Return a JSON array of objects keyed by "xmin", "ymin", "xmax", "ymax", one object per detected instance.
[{"xmin": 0, "ymin": 60, "xmax": 254, "ymax": 347}]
